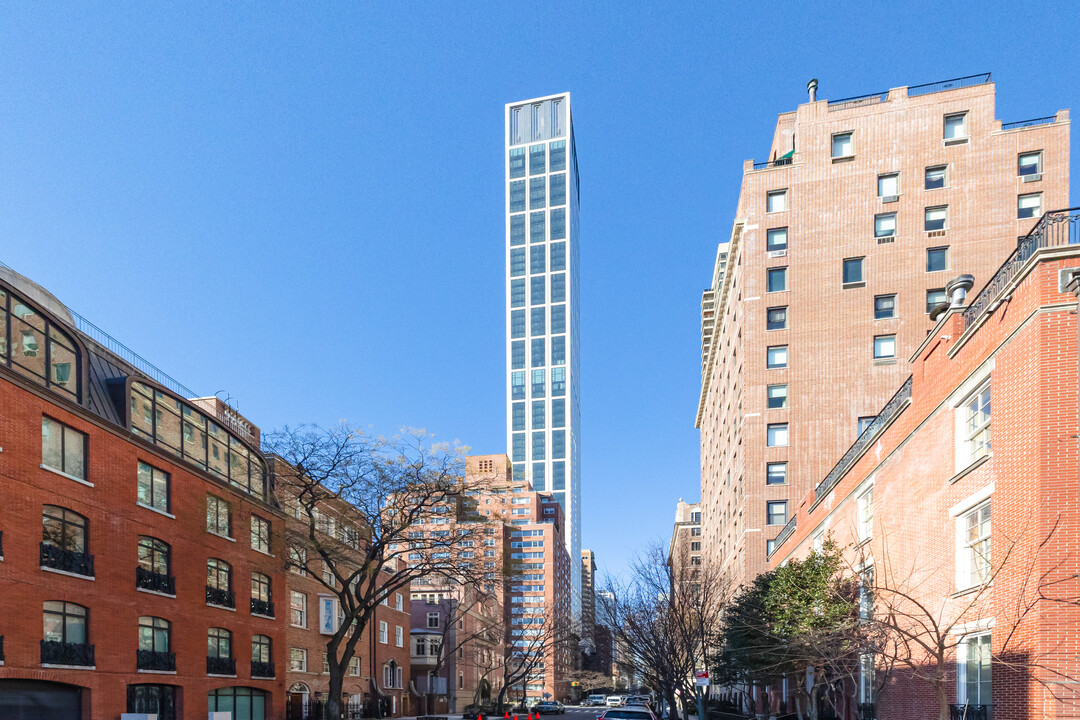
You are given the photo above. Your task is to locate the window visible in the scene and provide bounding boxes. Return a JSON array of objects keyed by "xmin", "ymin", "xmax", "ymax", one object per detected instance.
[
  {"xmin": 925, "ymin": 206, "xmax": 948, "ymax": 232},
  {"xmin": 766, "ymin": 227, "xmax": 788, "ymax": 251},
  {"xmin": 250, "ymin": 515, "xmax": 270, "ymax": 553},
  {"xmin": 550, "ymin": 242, "xmax": 566, "ymax": 271},
  {"xmin": 512, "ymin": 433, "xmax": 526, "ymax": 462},
  {"xmin": 690, "ymin": 511, "xmax": 701, "ymax": 523},
  {"xmin": 551, "ymin": 304, "xmax": 566, "ymax": 333},
  {"xmin": 3, "ymin": 293, "xmax": 81, "ymax": 401},
  {"xmin": 510, "ymin": 248, "xmax": 526, "ymax": 277},
  {"xmin": 957, "ymin": 633, "xmax": 992, "ymax": 706},
  {"xmin": 136, "ymin": 461, "xmax": 170, "ymax": 514},
  {"xmin": 350, "ymin": 656, "xmax": 361, "ymax": 676},
  {"xmin": 289, "ymin": 546, "xmax": 307, "ymax": 575},
  {"xmin": 767, "ymin": 267, "xmax": 787, "ymax": 292},
  {"xmin": 766, "ymin": 501, "xmax": 788, "ymax": 526},
  {"xmin": 1018, "ymin": 192, "xmax": 1042, "ymax": 219},
  {"xmin": 290, "ymin": 648, "xmax": 307, "ymax": 672},
  {"xmin": 207, "ymin": 627, "xmax": 232, "ymax": 660},
  {"xmin": 877, "ymin": 173, "xmax": 899, "ymax": 198},
  {"xmin": 766, "ymin": 307, "xmax": 787, "ymax": 331},
  {"xmin": 944, "ymin": 112, "xmax": 968, "ymax": 142},
  {"xmin": 510, "ymin": 215, "xmax": 525, "ymax": 246},
  {"xmin": 925, "ymin": 165, "xmax": 947, "ymax": 189},
  {"xmin": 532, "ymin": 400, "xmax": 545, "ymax": 429},
  {"xmin": 766, "ymin": 539, "xmax": 777, "ymax": 556},
  {"xmin": 42, "ymin": 504, "xmax": 88, "ymax": 557},
  {"xmin": 767, "ymin": 423, "xmax": 789, "ymax": 447},
  {"xmin": 1018, "ymin": 151, "xmax": 1042, "ymax": 177},
  {"xmin": 207, "ymin": 558, "xmax": 232, "ymax": 600},
  {"xmin": 532, "ymin": 431, "xmax": 545, "ymax": 460},
  {"xmin": 207, "ymin": 498, "xmax": 233, "ymax": 537},
  {"xmin": 511, "ymin": 279, "xmax": 525, "ymax": 308},
  {"xmin": 550, "ymin": 174, "xmax": 566, "ymax": 206},
  {"xmin": 138, "ymin": 616, "xmax": 171, "ymax": 654},
  {"xmin": 767, "ymin": 345, "xmax": 788, "ymax": 369},
  {"xmin": 843, "ymin": 257, "xmax": 865, "ymax": 285},
  {"xmin": 291, "ymin": 591, "xmax": 307, "ymax": 627},
  {"xmin": 552, "ymin": 430, "xmax": 565, "ymax": 459},
  {"xmin": 512, "ymin": 341, "xmax": 525, "ymax": 370},
  {"xmin": 550, "ymin": 140, "xmax": 566, "ymax": 170},
  {"xmin": 927, "ymin": 247, "xmax": 948, "ymax": 272},
  {"xmin": 550, "ymin": 273, "xmax": 566, "ymax": 302},
  {"xmin": 41, "ymin": 417, "xmax": 87, "ymax": 482},
  {"xmin": 766, "ymin": 462, "xmax": 787, "ymax": 485},
  {"xmin": 531, "ymin": 338, "xmax": 545, "ymax": 368},
  {"xmin": 251, "ymin": 635, "xmax": 272, "ymax": 670},
  {"xmin": 964, "ymin": 383, "xmax": 992, "ymax": 461},
  {"xmin": 509, "ymin": 148, "xmax": 525, "ymax": 178},
  {"xmin": 532, "ymin": 369, "xmax": 545, "ymax": 398},
  {"xmin": 395, "ymin": 592, "xmax": 403, "ymax": 611},
  {"xmin": 552, "ymin": 336, "xmax": 566, "ymax": 366},
  {"xmin": 690, "ymin": 541, "xmax": 701, "ymax": 552},
  {"xmin": 530, "ymin": 245, "xmax": 545, "ymax": 274},
  {"xmin": 43, "ymin": 600, "xmax": 88, "ymax": 647},
  {"xmin": 251, "ymin": 572, "xmax": 272, "ymax": 608},
  {"xmin": 529, "ymin": 144, "xmax": 545, "ymax": 175},
  {"xmin": 379, "ymin": 621, "xmax": 388, "ymax": 644},
  {"xmin": 927, "ymin": 288, "xmax": 947, "ymax": 314},
  {"xmin": 551, "ymin": 207, "xmax": 566, "ymax": 239},
  {"xmin": 138, "ymin": 536, "xmax": 171, "ymax": 578},
  {"xmin": 766, "ymin": 189, "xmax": 788, "ymax": 213},
  {"xmin": 427, "ymin": 611, "xmax": 440, "ymax": 628},
  {"xmin": 126, "ymin": 684, "xmax": 177, "ymax": 720},
  {"xmin": 831, "ymin": 132, "xmax": 853, "ymax": 158},
  {"xmin": 552, "ymin": 399, "xmax": 565, "ymax": 427},
  {"xmin": 530, "ymin": 276, "xmax": 545, "ymax": 305},
  {"xmin": 873, "ymin": 335, "xmax": 896, "ymax": 359},
  {"xmin": 530, "ymin": 211, "xmax": 545, "ymax": 243},
  {"xmin": 874, "ymin": 295, "xmax": 896, "ymax": 319},
  {"xmin": 529, "ymin": 177, "xmax": 545, "ymax": 209},
  {"xmin": 509, "ymin": 180, "xmax": 525, "ymax": 213},
  {"xmin": 511, "ymin": 309, "xmax": 525, "ymax": 338},
  {"xmin": 858, "ymin": 416, "xmax": 875, "ymax": 436},
  {"xmin": 766, "ymin": 384, "xmax": 788, "ymax": 409},
  {"xmin": 874, "ymin": 212, "xmax": 896, "ymax": 238},
  {"xmin": 395, "ymin": 625, "xmax": 404, "ymax": 647},
  {"xmin": 857, "ymin": 486, "xmax": 873, "ymax": 541}
]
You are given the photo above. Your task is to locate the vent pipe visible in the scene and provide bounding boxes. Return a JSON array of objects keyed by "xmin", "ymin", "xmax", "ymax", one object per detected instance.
[
  {"xmin": 946, "ymin": 274, "xmax": 976, "ymax": 307},
  {"xmin": 807, "ymin": 78, "xmax": 819, "ymax": 102}
]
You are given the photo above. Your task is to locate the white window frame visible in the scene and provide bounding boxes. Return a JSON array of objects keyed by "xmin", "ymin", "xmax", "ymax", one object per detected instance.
[
  {"xmin": 395, "ymin": 625, "xmax": 404, "ymax": 647},
  {"xmin": 925, "ymin": 206, "xmax": 948, "ymax": 232},
  {"xmin": 766, "ymin": 423, "xmax": 789, "ymax": 447},
  {"xmin": 831, "ymin": 131, "xmax": 854, "ymax": 159},
  {"xmin": 395, "ymin": 592, "xmax": 403, "ymax": 611},
  {"xmin": 379, "ymin": 620, "xmax": 389, "ymax": 644},
  {"xmin": 925, "ymin": 165, "xmax": 947, "ymax": 189},
  {"xmin": 877, "ymin": 173, "xmax": 899, "ymax": 198},
  {"xmin": 955, "ymin": 380, "xmax": 992, "ymax": 468},
  {"xmin": 857, "ymin": 482, "xmax": 874, "ymax": 542},
  {"xmin": 957, "ymin": 632, "xmax": 992, "ymax": 706},
  {"xmin": 1018, "ymin": 151, "xmax": 1042, "ymax": 177},
  {"xmin": 290, "ymin": 647, "xmax": 308, "ymax": 673},
  {"xmin": 1018, "ymin": 192, "xmax": 1042, "ymax": 219},
  {"xmin": 873, "ymin": 335, "xmax": 896, "ymax": 360},
  {"xmin": 291, "ymin": 591, "xmax": 307, "ymax": 628},
  {"xmin": 874, "ymin": 212, "xmax": 897, "ymax": 239},
  {"xmin": 944, "ymin": 112, "xmax": 969, "ymax": 143},
  {"xmin": 766, "ymin": 189, "xmax": 788, "ymax": 213},
  {"xmin": 767, "ymin": 345, "xmax": 788, "ymax": 369},
  {"xmin": 427, "ymin": 612, "xmax": 441, "ymax": 629}
]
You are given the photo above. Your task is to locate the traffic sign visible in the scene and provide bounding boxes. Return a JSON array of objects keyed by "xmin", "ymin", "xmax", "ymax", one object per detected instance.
[{"xmin": 694, "ymin": 671, "xmax": 709, "ymax": 687}]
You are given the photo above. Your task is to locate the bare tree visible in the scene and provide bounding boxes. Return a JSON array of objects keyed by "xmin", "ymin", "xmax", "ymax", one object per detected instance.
[
  {"xmin": 266, "ymin": 425, "xmax": 493, "ymax": 720},
  {"xmin": 490, "ymin": 613, "xmax": 577, "ymax": 712}
]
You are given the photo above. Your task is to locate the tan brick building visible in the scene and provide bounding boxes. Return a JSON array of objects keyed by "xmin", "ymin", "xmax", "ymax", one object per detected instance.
[
  {"xmin": 770, "ymin": 210, "xmax": 1080, "ymax": 719},
  {"xmin": 666, "ymin": 499, "xmax": 701, "ymax": 571},
  {"xmin": 696, "ymin": 74, "xmax": 1070, "ymax": 588}
]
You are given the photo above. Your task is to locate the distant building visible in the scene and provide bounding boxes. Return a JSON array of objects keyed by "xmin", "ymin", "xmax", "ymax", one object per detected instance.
[
  {"xmin": 667, "ymin": 499, "xmax": 702, "ymax": 571},
  {"xmin": 580, "ymin": 549, "xmax": 597, "ymax": 649}
]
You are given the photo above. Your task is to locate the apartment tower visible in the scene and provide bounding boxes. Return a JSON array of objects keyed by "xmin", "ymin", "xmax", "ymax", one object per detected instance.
[
  {"xmin": 505, "ymin": 94, "xmax": 582, "ymax": 618},
  {"xmin": 696, "ymin": 74, "xmax": 1070, "ymax": 587}
]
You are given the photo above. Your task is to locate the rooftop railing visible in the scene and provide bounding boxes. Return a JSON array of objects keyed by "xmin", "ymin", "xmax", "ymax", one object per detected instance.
[
  {"xmin": 752, "ymin": 157, "xmax": 794, "ymax": 170},
  {"xmin": 815, "ymin": 376, "xmax": 913, "ymax": 502},
  {"xmin": 828, "ymin": 90, "xmax": 889, "ymax": 111},
  {"xmin": 962, "ymin": 208, "xmax": 1080, "ymax": 330},
  {"xmin": 1001, "ymin": 115, "xmax": 1057, "ymax": 130},
  {"xmin": 907, "ymin": 73, "xmax": 992, "ymax": 97},
  {"xmin": 769, "ymin": 516, "xmax": 797, "ymax": 558}
]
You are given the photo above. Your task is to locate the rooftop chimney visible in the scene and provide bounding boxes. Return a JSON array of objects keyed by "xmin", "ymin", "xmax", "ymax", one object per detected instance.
[
  {"xmin": 946, "ymin": 274, "xmax": 976, "ymax": 307},
  {"xmin": 807, "ymin": 78, "xmax": 819, "ymax": 103}
]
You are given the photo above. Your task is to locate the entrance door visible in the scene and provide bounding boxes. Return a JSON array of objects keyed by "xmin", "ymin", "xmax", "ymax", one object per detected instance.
[
  {"xmin": 287, "ymin": 692, "xmax": 308, "ymax": 720},
  {"xmin": 0, "ymin": 680, "xmax": 82, "ymax": 720}
]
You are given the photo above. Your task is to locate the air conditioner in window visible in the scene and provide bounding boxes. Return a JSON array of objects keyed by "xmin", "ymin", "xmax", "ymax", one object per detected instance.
[
  {"xmin": 1022, "ymin": 174, "xmax": 1042, "ymax": 183},
  {"xmin": 767, "ymin": 249, "xmax": 787, "ymax": 258},
  {"xmin": 876, "ymin": 236, "xmax": 895, "ymax": 244},
  {"xmin": 926, "ymin": 229, "xmax": 947, "ymax": 238},
  {"xmin": 881, "ymin": 195, "xmax": 899, "ymax": 203}
]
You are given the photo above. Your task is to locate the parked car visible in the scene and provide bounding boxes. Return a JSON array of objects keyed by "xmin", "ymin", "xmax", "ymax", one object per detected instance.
[
  {"xmin": 597, "ymin": 708, "xmax": 657, "ymax": 720},
  {"xmin": 535, "ymin": 700, "xmax": 565, "ymax": 714},
  {"xmin": 605, "ymin": 696, "xmax": 624, "ymax": 707},
  {"xmin": 588, "ymin": 695, "xmax": 608, "ymax": 707}
]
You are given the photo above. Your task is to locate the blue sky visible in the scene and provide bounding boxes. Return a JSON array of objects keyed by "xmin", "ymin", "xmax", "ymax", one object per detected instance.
[{"xmin": 1, "ymin": 2, "xmax": 1076, "ymax": 576}]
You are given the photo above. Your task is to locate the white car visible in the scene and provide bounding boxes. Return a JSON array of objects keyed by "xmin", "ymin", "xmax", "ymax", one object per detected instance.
[
  {"xmin": 605, "ymin": 696, "xmax": 624, "ymax": 707},
  {"xmin": 588, "ymin": 695, "xmax": 607, "ymax": 707}
]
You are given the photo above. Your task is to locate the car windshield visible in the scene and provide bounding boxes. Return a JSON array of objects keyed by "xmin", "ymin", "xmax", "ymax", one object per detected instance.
[{"xmin": 605, "ymin": 713, "xmax": 652, "ymax": 719}]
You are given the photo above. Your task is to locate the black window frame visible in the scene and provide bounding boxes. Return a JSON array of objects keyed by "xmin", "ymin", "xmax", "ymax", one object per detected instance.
[
  {"xmin": 207, "ymin": 558, "xmax": 232, "ymax": 593},
  {"xmin": 138, "ymin": 616, "xmax": 171, "ymax": 653},
  {"xmin": 42, "ymin": 504, "xmax": 88, "ymax": 554},
  {"xmin": 43, "ymin": 600, "xmax": 88, "ymax": 645},
  {"xmin": 138, "ymin": 536, "xmax": 171, "ymax": 576},
  {"xmin": 137, "ymin": 461, "xmax": 171, "ymax": 514},
  {"xmin": 41, "ymin": 416, "xmax": 88, "ymax": 481}
]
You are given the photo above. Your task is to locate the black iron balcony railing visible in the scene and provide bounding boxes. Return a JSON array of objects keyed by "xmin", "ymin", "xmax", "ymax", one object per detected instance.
[
  {"xmin": 40, "ymin": 543, "xmax": 94, "ymax": 577},
  {"xmin": 1, "ymin": 635, "xmax": 4, "ymax": 664},
  {"xmin": 0, "ymin": 530, "xmax": 4, "ymax": 558},
  {"xmin": 769, "ymin": 516, "xmax": 797, "ymax": 558},
  {"xmin": 1002, "ymin": 115, "xmax": 1057, "ymax": 130},
  {"xmin": 41, "ymin": 640, "xmax": 94, "ymax": 667},
  {"xmin": 962, "ymin": 208, "xmax": 1080, "ymax": 331},
  {"xmin": 137, "ymin": 649, "xmax": 176, "ymax": 672},
  {"xmin": 752, "ymin": 157, "xmax": 794, "ymax": 170},
  {"xmin": 250, "ymin": 597, "xmax": 274, "ymax": 617},
  {"xmin": 251, "ymin": 660, "xmax": 275, "ymax": 678},
  {"xmin": 857, "ymin": 703, "xmax": 875, "ymax": 720},
  {"xmin": 136, "ymin": 566, "xmax": 176, "ymax": 595},
  {"xmin": 949, "ymin": 704, "xmax": 990, "ymax": 720},
  {"xmin": 206, "ymin": 585, "xmax": 235, "ymax": 609},
  {"xmin": 207, "ymin": 655, "xmax": 236, "ymax": 675},
  {"xmin": 907, "ymin": 73, "xmax": 991, "ymax": 97}
]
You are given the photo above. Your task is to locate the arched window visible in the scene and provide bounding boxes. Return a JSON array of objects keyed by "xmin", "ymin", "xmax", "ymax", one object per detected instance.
[
  {"xmin": 41, "ymin": 505, "xmax": 93, "ymax": 577},
  {"xmin": 138, "ymin": 536, "xmax": 170, "ymax": 575},
  {"xmin": 138, "ymin": 616, "xmax": 170, "ymax": 653},
  {"xmin": 251, "ymin": 635, "xmax": 273, "ymax": 679},
  {"xmin": 206, "ymin": 558, "xmax": 234, "ymax": 608},
  {"xmin": 0, "ymin": 289, "xmax": 80, "ymax": 401},
  {"xmin": 42, "ymin": 601, "xmax": 92, "ymax": 667},
  {"xmin": 206, "ymin": 627, "xmax": 234, "ymax": 676},
  {"xmin": 208, "ymin": 687, "xmax": 267, "ymax": 720},
  {"xmin": 127, "ymin": 684, "xmax": 177, "ymax": 720},
  {"xmin": 384, "ymin": 659, "xmax": 402, "ymax": 689},
  {"xmin": 251, "ymin": 572, "xmax": 273, "ymax": 617}
]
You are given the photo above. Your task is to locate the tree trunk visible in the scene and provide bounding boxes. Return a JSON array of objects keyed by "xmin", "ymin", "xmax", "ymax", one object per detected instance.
[
  {"xmin": 327, "ymin": 664, "xmax": 343, "ymax": 720},
  {"xmin": 934, "ymin": 673, "xmax": 950, "ymax": 720},
  {"xmin": 665, "ymin": 691, "xmax": 679, "ymax": 720}
]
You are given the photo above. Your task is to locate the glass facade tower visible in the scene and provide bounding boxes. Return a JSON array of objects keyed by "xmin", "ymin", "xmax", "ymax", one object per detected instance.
[{"xmin": 505, "ymin": 93, "xmax": 582, "ymax": 620}]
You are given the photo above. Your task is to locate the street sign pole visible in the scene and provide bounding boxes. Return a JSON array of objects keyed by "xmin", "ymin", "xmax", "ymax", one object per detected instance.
[{"xmin": 693, "ymin": 671, "xmax": 709, "ymax": 720}]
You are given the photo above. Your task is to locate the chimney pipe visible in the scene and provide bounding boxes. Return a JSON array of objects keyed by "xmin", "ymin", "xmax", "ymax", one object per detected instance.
[
  {"xmin": 807, "ymin": 78, "xmax": 819, "ymax": 103},
  {"xmin": 945, "ymin": 274, "xmax": 976, "ymax": 307}
]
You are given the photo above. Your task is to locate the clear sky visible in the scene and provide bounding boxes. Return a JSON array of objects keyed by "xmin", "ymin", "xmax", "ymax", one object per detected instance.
[{"xmin": 1, "ymin": 2, "xmax": 1076, "ymax": 577}]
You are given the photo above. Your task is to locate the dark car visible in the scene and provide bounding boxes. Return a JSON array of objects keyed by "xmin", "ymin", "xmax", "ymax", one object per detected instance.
[
  {"xmin": 536, "ymin": 701, "xmax": 565, "ymax": 714},
  {"xmin": 597, "ymin": 709, "xmax": 657, "ymax": 720}
]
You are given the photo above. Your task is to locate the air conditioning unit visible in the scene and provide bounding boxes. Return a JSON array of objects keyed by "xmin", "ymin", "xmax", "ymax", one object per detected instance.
[
  {"xmin": 1023, "ymin": 174, "xmax": 1042, "ymax": 183},
  {"xmin": 882, "ymin": 195, "xmax": 899, "ymax": 203},
  {"xmin": 767, "ymin": 249, "xmax": 787, "ymax": 258},
  {"xmin": 877, "ymin": 236, "xmax": 895, "ymax": 244},
  {"xmin": 927, "ymin": 229, "xmax": 947, "ymax": 238}
]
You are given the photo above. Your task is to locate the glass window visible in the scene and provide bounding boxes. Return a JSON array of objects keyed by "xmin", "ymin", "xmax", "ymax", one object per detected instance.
[
  {"xmin": 766, "ymin": 462, "xmax": 787, "ymax": 485},
  {"xmin": 510, "ymin": 248, "xmax": 526, "ymax": 277},
  {"xmin": 858, "ymin": 417, "xmax": 875, "ymax": 436},
  {"xmin": 509, "ymin": 148, "xmax": 526, "ymax": 178},
  {"xmin": 958, "ymin": 633, "xmax": 992, "ymax": 706},
  {"xmin": 550, "ymin": 207, "xmax": 566, "ymax": 239},
  {"xmin": 766, "ymin": 189, "xmax": 787, "ymax": 213},
  {"xmin": 511, "ymin": 371, "xmax": 525, "ymax": 400},
  {"xmin": 41, "ymin": 417, "xmax": 86, "ymax": 481},
  {"xmin": 127, "ymin": 684, "xmax": 177, "ymax": 720},
  {"xmin": 207, "ymin": 495, "xmax": 231, "ymax": 537},
  {"xmin": 531, "ymin": 308, "xmax": 545, "ymax": 336},
  {"xmin": 531, "ymin": 338, "xmax": 545, "ymax": 368},
  {"xmin": 965, "ymin": 383, "xmax": 992, "ymax": 461},
  {"xmin": 512, "ymin": 433, "xmax": 526, "ymax": 462},
  {"xmin": 1018, "ymin": 193, "xmax": 1042, "ymax": 219},
  {"xmin": 549, "ymin": 174, "xmax": 566, "ymax": 206},
  {"xmin": 552, "ymin": 367, "xmax": 566, "ymax": 396},
  {"xmin": 767, "ymin": 345, "xmax": 788, "ymax": 369},
  {"xmin": 291, "ymin": 591, "xmax": 307, "ymax": 627},
  {"xmin": 877, "ymin": 173, "xmax": 899, "ymax": 197},
  {"xmin": 766, "ymin": 307, "xmax": 787, "ymax": 331},
  {"xmin": 926, "ymin": 247, "xmax": 949, "ymax": 272},
  {"xmin": 207, "ymin": 687, "xmax": 266, "ymax": 720},
  {"xmin": 42, "ymin": 505, "xmax": 88, "ymax": 555},
  {"xmin": 549, "ymin": 140, "xmax": 566, "ymax": 172},
  {"xmin": 3, "ymin": 292, "xmax": 81, "ymax": 401},
  {"xmin": 831, "ymin": 132, "xmax": 853, "ymax": 158},
  {"xmin": 529, "ymin": 177, "xmax": 546, "ymax": 209},
  {"xmin": 873, "ymin": 335, "xmax": 896, "ymax": 359},
  {"xmin": 43, "ymin": 601, "xmax": 87, "ymax": 645},
  {"xmin": 530, "ymin": 245, "xmax": 546, "ymax": 274},
  {"xmin": 927, "ymin": 288, "xmax": 947, "ymax": 313},
  {"xmin": 843, "ymin": 257, "xmax": 865, "ymax": 285},
  {"xmin": 766, "ymin": 539, "xmax": 777, "ymax": 556},
  {"xmin": 532, "ymin": 462, "xmax": 546, "ymax": 489},
  {"xmin": 513, "ymin": 403, "xmax": 526, "ymax": 432},
  {"xmin": 767, "ymin": 267, "xmax": 787, "ymax": 292},
  {"xmin": 290, "ymin": 647, "xmax": 307, "ymax": 671},
  {"xmin": 532, "ymin": 432, "xmax": 546, "ymax": 460},
  {"xmin": 511, "ymin": 279, "xmax": 526, "ymax": 308},
  {"xmin": 529, "ymin": 144, "xmax": 545, "ymax": 175},
  {"xmin": 252, "ymin": 634, "xmax": 271, "ymax": 664},
  {"xmin": 925, "ymin": 165, "xmax": 947, "ymax": 189},
  {"xmin": 551, "ymin": 305, "xmax": 566, "ymax": 334},
  {"xmin": 207, "ymin": 558, "xmax": 232, "ymax": 592},
  {"xmin": 530, "ymin": 211, "xmax": 545, "ymax": 243},
  {"xmin": 510, "ymin": 341, "xmax": 524, "ymax": 370},
  {"xmin": 138, "ymin": 462, "xmax": 170, "ymax": 513},
  {"xmin": 511, "ymin": 310, "xmax": 526, "ymax": 339},
  {"xmin": 767, "ymin": 423, "xmax": 788, "ymax": 447},
  {"xmin": 250, "ymin": 515, "xmax": 270, "ymax": 553},
  {"xmin": 207, "ymin": 627, "xmax": 232, "ymax": 659},
  {"xmin": 874, "ymin": 295, "xmax": 896, "ymax": 319},
  {"xmin": 138, "ymin": 536, "xmax": 171, "ymax": 576},
  {"xmin": 550, "ymin": 242, "xmax": 566, "ymax": 271},
  {"xmin": 961, "ymin": 501, "xmax": 992, "ymax": 587},
  {"xmin": 510, "ymin": 214, "xmax": 526, "ymax": 246},
  {"xmin": 531, "ymin": 401, "xmax": 545, "ymax": 429},
  {"xmin": 532, "ymin": 369, "xmax": 545, "ymax": 398},
  {"xmin": 552, "ymin": 399, "xmax": 565, "ymax": 428},
  {"xmin": 552, "ymin": 461, "xmax": 565, "ymax": 490},
  {"xmin": 857, "ymin": 486, "xmax": 873, "ymax": 541},
  {"xmin": 550, "ymin": 273, "xmax": 566, "ymax": 302},
  {"xmin": 551, "ymin": 336, "xmax": 566, "ymax": 366},
  {"xmin": 925, "ymin": 206, "xmax": 948, "ymax": 231},
  {"xmin": 552, "ymin": 430, "xmax": 565, "ymax": 459},
  {"xmin": 530, "ymin": 276, "xmax": 545, "ymax": 305},
  {"xmin": 766, "ymin": 227, "xmax": 788, "ymax": 251},
  {"xmin": 509, "ymin": 181, "xmax": 526, "ymax": 213},
  {"xmin": 874, "ymin": 213, "xmax": 896, "ymax": 238},
  {"xmin": 252, "ymin": 572, "xmax": 271, "ymax": 603},
  {"xmin": 944, "ymin": 112, "xmax": 968, "ymax": 141},
  {"xmin": 138, "ymin": 616, "xmax": 170, "ymax": 653},
  {"xmin": 1018, "ymin": 151, "xmax": 1042, "ymax": 177},
  {"xmin": 766, "ymin": 501, "xmax": 788, "ymax": 526},
  {"xmin": 767, "ymin": 384, "xmax": 787, "ymax": 409}
]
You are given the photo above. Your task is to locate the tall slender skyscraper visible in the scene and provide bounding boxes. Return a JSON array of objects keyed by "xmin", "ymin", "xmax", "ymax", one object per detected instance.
[{"xmin": 505, "ymin": 93, "xmax": 582, "ymax": 619}]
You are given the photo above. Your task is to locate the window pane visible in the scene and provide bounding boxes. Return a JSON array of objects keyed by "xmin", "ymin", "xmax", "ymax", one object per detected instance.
[
  {"xmin": 511, "ymin": 371, "xmax": 525, "ymax": 400},
  {"xmin": 551, "ymin": 336, "xmax": 566, "ymax": 366},
  {"xmin": 832, "ymin": 133, "xmax": 853, "ymax": 157},
  {"xmin": 549, "ymin": 140, "xmax": 566, "ymax": 172},
  {"xmin": 510, "ymin": 215, "xmax": 525, "ymax": 246},
  {"xmin": 512, "ymin": 433, "xmax": 525, "ymax": 462},
  {"xmin": 925, "ymin": 166, "xmax": 946, "ymax": 189},
  {"xmin": 42, "ymin": 417, "xmax": 63, "ymax": 471},
  {"xmin": 551, "ymin": 367, "xmax": 565, "ymax": 396},
  {"xmin": 550, "ymin": 274, "xmax": 566, "ymax": 302},
  {"xmin": 529, "ymin": 144, "xmax": 545, "ymax": 175},
  {"xmin": 509, "ymin": 148, "xmax": 526, "ymax": 179},
  {"xmin": 532, "ymin": 432, "xmax": 545, "ymax": 460},
  {"xmin": 549, "ymin": 243, "xmax": 566, "ymax": 271},
  {"xmin": 925, "ymin": 206, "xmax": 947, "ymax": 231},
  {"xmin": 874, "ymin": 213, "xmax": 896, "ymax": 238},
  {"xmin": 766, "ymin": 463, "xmax": 786, "ymax": 485},
  {"xmin": 927, "ymin": 247, "xmax": 948, "ymax": 272},
  {"xmin": 1018, "ymin": 193, "xmax": 1041, "ymax": 219},
  {"xmin": 1018, "ymin": 152, "xmax": 1041, "ymax": 176},
  {"xmin": 549, "ymin": 174, "xmax": 566, "ymax": 206},
  {"xmin": 551, "ymin": 305, "xmax": 566, "ymax": 333},
  {"xmin": 877, "ymin": 174, "xmax": 899, "ymax": 197},
  {"xmin": 766, "ymin": 228, "xmax": 788, "ymax": 251},
  {"xmin": 874, "ymin": 295, "xmax": 896, "ymax": 319},
  {"xmin": 513, "ymin": 403, "xmax": 526, "ymax": 432},
  {"xmin": 767, "ymin": 384, "xmax": 787, "ymax": 409},
  {"xmin": 767, "ymin": 267, "xmax": 787, "ymax": 292},
  {"xmin": 529, "ymin": 178, "xmax": 545, "ymax": 209},
  {"xmin": 509, "ymin": 181, "xmax": 526, "ymax": 213},
  {"xmin": 944, "ymin": 113, "xmax": 967, "ymax": 140},
  {"xmin": 510, "ymin": 248, "xmax": 526, "ymax": 277},
  {"xmin": 767, "ymin": 424, "xmax": 788, "ymax": 446},
  {"xmin": 530, "ymin": 212, "xmax": 545, "ymax": 243},
  {"xmin": 530, "ymin": 245, "xmax": 546, "ymax": 274},
  {"xmin": 874, "ymin": 335, "xmax": 896, "ymax": 358},
  {"xmin": 511, "ymin": 279, "xmax": 525, "ymax": 308},
  {"xmin": 766, "ymin": 190, "xmax": 787, "ymax": 213},
  {"xmin": 766, "ymin": 307, "xmax": 787, "ymax": 330},
  {"xmin": 926, "ymin": 289, "xmax": 947, "ymax": 313},
  {"xmin": 531, "ymin": 338, "xmax": 545, "ymax": 367},
  {"xmin": 552, "ymin": 399, "xmax": 565, "ymax": 428},
  {"xmin": 550, "ymin": 208, "xmax": 566, "ymax": 239},
  {"xmin": 843, "ymin": 258, "xmax": 864, "ymax": 284},
  {"xmin": 767, "ymin": 346, "xmax": 788, "ymax": 368},
  {"xmin": 531, "ymin": 308, "xmax": 545, "ymax": 336}
]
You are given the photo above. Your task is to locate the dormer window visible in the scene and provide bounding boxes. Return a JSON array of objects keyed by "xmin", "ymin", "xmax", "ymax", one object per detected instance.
[{"xmin": 0, "ymin": 287, "xmax": 81, "ymax": 402}]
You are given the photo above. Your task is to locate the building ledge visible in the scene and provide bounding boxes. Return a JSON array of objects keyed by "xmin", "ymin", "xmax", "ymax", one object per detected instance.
[
  {"xmin": 948, "ymin": 455, "xmax": 991, "ymax": 485},
  {"xmin": 40, "ymin": 464, "xmax": 93, "ymax": 488}
]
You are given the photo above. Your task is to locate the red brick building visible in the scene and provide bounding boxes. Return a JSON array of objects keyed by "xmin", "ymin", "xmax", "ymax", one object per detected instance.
[
  {"xmin": 0, "ymin": 265, "xmax": 287, "ymax": 719},
  {"xmin": 771, "ymin": 210, "xmax": 1080, "ymax": 719}
]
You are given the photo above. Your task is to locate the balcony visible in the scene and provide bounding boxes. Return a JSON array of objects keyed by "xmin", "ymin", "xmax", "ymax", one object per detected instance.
[
  {"xmin": 40, "ymin": 543, "xmax": 94, "ymax": 578},
  {"xmin": 949, "ymin": 705, "xmax": 989, "ymax": 720},
  {"xmin": 206, "ymin": 585, "xmax": 235, "ymax": 609},
  {"xmin": 137, "ymin": 649, "xmax": 176, "ymax": 672},
  {"xmin": 250, "ymin": 597, "xmax": 274, "ymax": 618},
  {"xmin": 136, "ymin": 566, "xmax": 176, "ymax": 595},
  {"xmin": 251, "ymin": 660, "xmax": 275, "ymax": 678},
  {"xmin": 207, "ymin": 655, "xmax": 236, "ymax": 676},
  {"xmin": 41, "ymin": 640, "xmax": 94, "ymax": 667}
]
